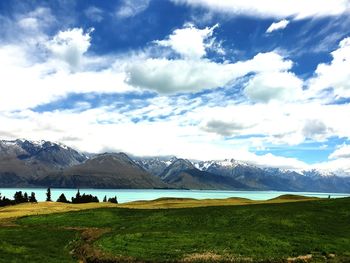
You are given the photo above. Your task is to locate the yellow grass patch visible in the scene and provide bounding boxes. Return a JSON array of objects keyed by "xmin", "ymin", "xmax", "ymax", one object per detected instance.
[
  {"xmin": 0, "ymin": 202, "xmax": 117, "ymax": 220},
  {"xmin": 118, "ymin": 195, "xmax": 319, "ymax": 209}
]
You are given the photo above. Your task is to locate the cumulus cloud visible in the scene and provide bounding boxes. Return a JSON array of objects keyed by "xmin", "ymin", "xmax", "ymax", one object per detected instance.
[
  {"xmin": 266, "ymin": 19, "xmax": 290, "ymax": 33},
  {"xmin": 244, "ymin": 71, "xmax": 303, "ymax": 103},
  {"xmin": 0, "ymin": 25, "xmax": 135, "ymax": 111},
  {"xmin": 126, "ymin": 58, "xmax": 238, "ymax": 94},
  {"xmin": 126, "ymin": 50, "xmax": 296, "ymax": 94},
  {"xmin": 155, "ymin": 23, "xmax": 219, "ymax": 59},
  {"xmin": 46, "ymin": 28, "xmax": 94, "ymax": 71},
  {"xmin": 116, "ymin": 0, "xmax": 150, "ymax": 19},
  {"xmin": 171, "ymin": 0, "xmax": 350, "ymax": 20},
  {"xmin": 308, "ymin": 37, "xmax": 350, "ymax": 98},
  {"xmin": 329, "ymin": 144, "xmax": 350, "ymax": 159}
]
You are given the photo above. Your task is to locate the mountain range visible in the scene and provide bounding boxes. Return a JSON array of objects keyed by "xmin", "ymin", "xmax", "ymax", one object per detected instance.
[{"xmin": 0, "ymin": 139, "xmax": 349, "ymax": 193}]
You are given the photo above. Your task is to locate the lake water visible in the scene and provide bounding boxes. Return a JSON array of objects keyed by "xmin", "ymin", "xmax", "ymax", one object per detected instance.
[{"xmin": 0, "ymin": 188, "xmax": 349, "ymax": 203}]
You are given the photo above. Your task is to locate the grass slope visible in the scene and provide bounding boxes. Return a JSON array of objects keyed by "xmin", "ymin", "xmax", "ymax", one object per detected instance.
[
  {"xmin": 0, "ymin": 197, "xmax": 347, "ymax": 262},
  {"xmin": 0, "ymin": 195, "xmax": 316, "ymax": 220},
  {"xmin": 118, "ymin": 194, "xmax": 318, "ymax": 209}
]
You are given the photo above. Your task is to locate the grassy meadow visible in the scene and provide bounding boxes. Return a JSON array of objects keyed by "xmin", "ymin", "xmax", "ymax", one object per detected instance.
[{"xmin": 0, "ymin": 196, "xmax": 349, "ymax": 262}]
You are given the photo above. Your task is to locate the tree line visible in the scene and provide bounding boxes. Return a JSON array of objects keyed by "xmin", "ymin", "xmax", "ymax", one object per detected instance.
[{"xmin": 0, "ymin": 188, "xmax": 118, "ymax": 207}]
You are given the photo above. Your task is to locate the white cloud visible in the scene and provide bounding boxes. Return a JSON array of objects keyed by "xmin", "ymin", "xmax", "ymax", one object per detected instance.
[
  {"xmin": 126, "ymin": 58, "xmax": 238, "ymax": 94},
  {"xmin": 244, "ymin": 71, "xmax": 303, "ymax": 103},
  {"xmin": 116, "ymin": 0, "xmax": 150, "ymax": 19},
  {"xmin": 308, "ymin": 37, "xmax": 350, "ymax": 98},
  {"xmin": 171, "ymin": 0, "xmax": 350, "ymax": 20},
  {"xmin": 266, "ymin": 19, "xmax": 290, "ymax": 33},
  {"xmin": 126, "ymin": 51, "xmax": 295, "ymax": 94},
  {"xmin": 191, "ymin": 102, "xmax": 350, "ymax": 147},
  {"xmin": 46, "ymin": 28, "xmax": 94, "ymax": 71},
  {"xmin": 155, "ymin": 23, "xmax": 219, "ymax": 59},
  {"xmin": 0, "ymin": 27, "xmax": 135, "ymax": 111},
  {"xmin": 329, "ymin": 144, "xmax": 350, "ymax": 159}
]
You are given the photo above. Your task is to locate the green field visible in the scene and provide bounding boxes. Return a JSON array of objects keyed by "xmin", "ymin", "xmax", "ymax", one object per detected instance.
[{"xmin": 1, "ymin": 197, "xmax": 350, "ymax": 262}]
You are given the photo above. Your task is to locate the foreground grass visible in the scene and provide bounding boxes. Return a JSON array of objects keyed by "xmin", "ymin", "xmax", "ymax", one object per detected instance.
[
  {"xmin": 0, "ymin": 227, "xmax": 77, "ymax": 263},
  {"xmin": 1, "ymin": 196, "xmax": 349, "ymax": 262}
]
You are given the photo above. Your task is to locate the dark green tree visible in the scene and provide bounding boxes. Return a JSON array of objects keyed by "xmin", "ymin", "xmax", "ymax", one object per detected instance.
[
  {"xmin": 29, "ymin": 192, "xmax": 37, "ymax": 203},
  {"xmin": 23, "ymin": 192, "xmax": 29, "ymax": 202},
  {"xmin": 108, "ymin": 196, "xmax": 118, "ymax": 204},
  {"xmin": 0, "ymin": 194, "xmax": 12, "ymax": 207},
  {"xmin": 57, "ymin": 193, "xmax": 69, "ymax": 203},
  {"xmin": 14, "ymin": 191, "xmax": 25, "ymax": 204},
  {"xmin": 46, "ymin": 188, "xmax": 52, "ymax": 202},
  {"xmin": 71, "ymin": 190, "xmax": 99, "ymax": 204},
  {"xmin": 103, "ymin": 195, "xmax": 107, "ymax": 202}
]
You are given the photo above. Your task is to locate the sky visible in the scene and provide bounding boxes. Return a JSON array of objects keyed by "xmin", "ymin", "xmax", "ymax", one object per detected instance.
[{"xmin": 1, "ymin": 0, "xmax": 350, "ymax": 174}]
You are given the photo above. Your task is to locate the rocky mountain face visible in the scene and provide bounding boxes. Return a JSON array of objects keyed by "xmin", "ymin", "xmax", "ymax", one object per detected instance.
[
  {"xmin": 134, "ymin": 157, "xmax": 177, "ymax": 177},
  {"xmin": 0, "ymin": 139, "xmax": 87, "ymax": 168},
  {"xmin": 191, "ymin": 160, "xmax": 350, "ymax": 193},
  {"xmin": 137, "ymin": 157, "xmax": 350, "ymax": 192},
  {"xmin": 0, "ymin": 139, "xmax": 88, "ymax": 187},
  {"xmin": 36, "ymin": 153, "xmax": 166, "ymax": 189},
  {"xmin": 0, "ymin": 139, "xmax": 350, "ymax": 192}
]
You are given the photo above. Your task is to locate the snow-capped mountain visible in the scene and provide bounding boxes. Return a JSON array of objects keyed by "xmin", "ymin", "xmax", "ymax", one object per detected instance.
[
  {"xmin": 302, "ymin": 169, "xmax": 336, "ymax": 178},
  {"xmin": 0, "ymin": 139, "xmax": 88, "ymax": 168},
  {"xmin": 134, "ymin": 156, "xmax": 178, "ymax": 176},
  {"xmin": 193, "ymin": 159, "xmax": 248, "ymax": 171}
]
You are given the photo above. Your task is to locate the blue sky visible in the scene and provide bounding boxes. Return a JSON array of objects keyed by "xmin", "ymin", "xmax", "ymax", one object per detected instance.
[{"xmin": 1, "ymin": 0, "xmax": 350, "ymax": 173}]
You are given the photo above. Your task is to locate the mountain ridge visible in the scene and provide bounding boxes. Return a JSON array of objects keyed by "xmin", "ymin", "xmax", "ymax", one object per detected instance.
[{"xmin": 0, "ymin": 139, "xmax": 349, "ymax": 192}]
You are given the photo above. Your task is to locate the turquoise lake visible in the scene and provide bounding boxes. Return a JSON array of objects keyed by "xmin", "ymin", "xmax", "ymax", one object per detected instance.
[{"xmin": 0, "ymin": 188, "xmax": 349, "ymax": 203}]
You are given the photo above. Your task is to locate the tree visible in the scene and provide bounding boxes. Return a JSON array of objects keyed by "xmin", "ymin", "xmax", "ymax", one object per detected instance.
[
  {"xmin": 0, "ymin": 194, "xmax": 12, "ymax": 207},
  {"xmin": 46, "ymin": 188, "xmax": 52, "ymax": 202},
  {"xmin": 108, "ymin": 196, "xmax": 118, "ymax": 204},
  {"xmin": 103, "ymin": 195, "xmax": 107, "ymax": 202},
  {"xmin": 14, "ymin": 191, "xmax": 25, "ymax": 204},
  {"xmin": 71, "ymin": 190, "xmax": 99, "ymax": 204},
  {"xmin": 23, "ymin": 192, "xmax": 29, "ymax": 202},
  {"xmin": 29, "ymin": 192, "xmax": 37, "ymax": 203},
  {"xmin": 57, "ymin": 193, "xmax": 69, "ymax": 203}
]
